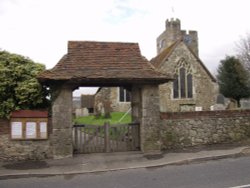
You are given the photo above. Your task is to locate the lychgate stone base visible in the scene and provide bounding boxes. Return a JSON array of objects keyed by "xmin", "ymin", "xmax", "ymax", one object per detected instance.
[
  {"xmin": 140, "ymin": 85, "xmax": 162, "ymax": 153},
  {"xmin": 51, "ymin": 85, "xmax": 73, "ymax": 159}
]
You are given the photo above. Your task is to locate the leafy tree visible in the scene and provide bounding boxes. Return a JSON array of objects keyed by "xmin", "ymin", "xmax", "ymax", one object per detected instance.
[
  {"xmin": 217, "ymin": 56, "xmax": 250, "ymax": 107},
  {"xmin": 236, "ymin": 33, "xmax": 250, "ymax": 71},
  {"xmin": 0, "ymin": 50, "xmax": 50, "ymax": 118}
]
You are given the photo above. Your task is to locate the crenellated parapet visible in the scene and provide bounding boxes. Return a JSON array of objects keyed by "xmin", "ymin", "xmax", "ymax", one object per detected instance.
[{"xmin": 165, "ymin": 18, "xmax": 181, "ymax": 30}]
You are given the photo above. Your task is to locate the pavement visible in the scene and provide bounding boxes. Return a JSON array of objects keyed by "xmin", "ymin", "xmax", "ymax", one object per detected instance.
[{"xmin": 1, "ymin": 145, "xmax": 250, "ymax": 179}]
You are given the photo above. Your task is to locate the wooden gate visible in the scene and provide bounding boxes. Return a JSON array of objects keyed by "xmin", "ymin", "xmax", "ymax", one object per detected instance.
[{"xmin": 72, "ymin": 122, "xmax": 140, "ymax": 154}]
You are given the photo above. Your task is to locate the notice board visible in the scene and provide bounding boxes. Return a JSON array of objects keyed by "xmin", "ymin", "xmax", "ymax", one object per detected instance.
[{"xmin": 10, "ymin": 110, "xmax": 48, "ymax": 140}]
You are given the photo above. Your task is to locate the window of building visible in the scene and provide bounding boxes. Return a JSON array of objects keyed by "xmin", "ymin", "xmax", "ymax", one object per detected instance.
[
  {"xmin": 160, "ymin": 39, "xmax": 166, "ymax": 49},
  {"xmin": 187, "ymin": 74, "xmax": 193, "ymax": 98},
  {"xmin": 88, "ymin": 108, "xmax": 94, "ymax": 114},
  {"xmin": 173, "ymin": 58, "xmax": 193, "ymax": 99},
  {"xmin": 119, "ymin": 87, "xmax": 131, "ymax": 102},
  {"xmin": 173, "ymin": 74, "xmax": 179, "ymax": 98},
  {"xmin": 180, "ymin": 67, "xmax": 186, "ymax": 98},
  {"xmin": 158, "ymin": 39, "xmax": 166, "ymax": 49}
]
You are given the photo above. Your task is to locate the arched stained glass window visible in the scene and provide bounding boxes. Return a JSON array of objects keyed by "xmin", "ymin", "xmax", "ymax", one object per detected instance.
[
  {"xmin": 180, "ymin": 67, "xmax": 186, "ymax": 98},
  {"xmin": 173, "ymin": 74, "xmax": 179, "ymax": 98},
  {"xmin": 173, "ymin": 59, "xmax": 193, "ymax": 99},
  {"xmin": 187, "ymin": 74, "xmax": 193, "ymax": 98}
]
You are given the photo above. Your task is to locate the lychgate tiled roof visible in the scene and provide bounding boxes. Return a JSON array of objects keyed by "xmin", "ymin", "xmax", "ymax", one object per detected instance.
[{"xmin": 38, "ymin": 41, "xmax": 172, "ymax": 85}]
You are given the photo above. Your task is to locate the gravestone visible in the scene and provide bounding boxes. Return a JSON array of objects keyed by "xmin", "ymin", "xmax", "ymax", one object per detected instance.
[
  {"xmin": 241, "ymin": 99, "xmax": 250, "ymax": 109},
  {"xmin": 216, "ymin": 94, "xmax": 225, "ymax": 104},
  {"xmin": 210, "ymin": 94, "xmax": 226, "ymax": 111}
]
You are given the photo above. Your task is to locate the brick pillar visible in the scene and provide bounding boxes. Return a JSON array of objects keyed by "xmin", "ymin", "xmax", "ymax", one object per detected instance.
[
  {"xmin": 51, "ymin": 85, "xmax": 73, "ymax": 159},
  {"xmin": 141, "ymin": 85, "xmax": 162, "ymax": 154}
]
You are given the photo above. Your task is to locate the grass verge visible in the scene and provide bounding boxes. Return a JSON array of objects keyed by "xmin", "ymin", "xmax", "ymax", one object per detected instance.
[{"xmin": 74, "ymin": 112, "xmax": 132, "ymax": 125}]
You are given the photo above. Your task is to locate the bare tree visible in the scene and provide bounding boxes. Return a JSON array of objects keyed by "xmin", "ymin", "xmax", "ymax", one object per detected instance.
[{"xmin": 236, "ymin": 33, "xmax": 250, "ymax": 71}]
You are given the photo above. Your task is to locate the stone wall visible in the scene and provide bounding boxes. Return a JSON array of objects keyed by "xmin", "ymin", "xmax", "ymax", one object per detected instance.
[
  {"xmin": 94, "ymin": 87, "xmax": 112, "ymax": 115},
  {"xmin": 161, "ymin": 110, "xmax": 250, "ymax": 149},
  {"xmin": 0, "ymin": 118, "xmax": 52, "ymax": 161}
]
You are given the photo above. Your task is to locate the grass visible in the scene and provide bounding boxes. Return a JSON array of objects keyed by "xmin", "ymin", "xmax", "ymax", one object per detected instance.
[{"xmin": 74, "ymin": 112, "xmax": 132, "ymax": 125}]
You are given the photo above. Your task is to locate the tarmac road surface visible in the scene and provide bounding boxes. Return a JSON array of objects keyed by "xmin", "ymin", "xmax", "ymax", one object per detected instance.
[{"xmin": 1, "ymin": 156, "xmax": 250, "ymax": 188}]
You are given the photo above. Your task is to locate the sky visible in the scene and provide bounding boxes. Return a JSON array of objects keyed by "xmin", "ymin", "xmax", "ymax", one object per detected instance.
[{"xmin": 1, "ymin": 0, "xmax": 250, "ymax": 95}]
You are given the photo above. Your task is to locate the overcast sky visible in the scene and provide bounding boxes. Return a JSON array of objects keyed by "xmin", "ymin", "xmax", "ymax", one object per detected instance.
[{"xmin": 1, "ymin": 0, "xmax": 250, "ymax": 95}]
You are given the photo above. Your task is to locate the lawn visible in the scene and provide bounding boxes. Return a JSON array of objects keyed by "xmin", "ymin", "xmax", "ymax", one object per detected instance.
[{"xmin": 74, "ymin": 112, "xmax": 132, "ymax": 125}]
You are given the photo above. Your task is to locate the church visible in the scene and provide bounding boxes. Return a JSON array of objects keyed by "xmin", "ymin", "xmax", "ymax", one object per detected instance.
[
  {"xmin": 93, "ymin": 18, "xmax": 218, "ymax": 114},
  {"xmin": 152, "ymin": 18, "xmax": 218, "ymax": 112}
]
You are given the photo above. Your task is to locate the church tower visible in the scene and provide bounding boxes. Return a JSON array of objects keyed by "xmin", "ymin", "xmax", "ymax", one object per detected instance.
[{"xmin": 156, "ymin": 18, "xmax": 199, "ymax": 57}]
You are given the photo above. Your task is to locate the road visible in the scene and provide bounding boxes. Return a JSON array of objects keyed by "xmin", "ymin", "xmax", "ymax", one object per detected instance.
[{"xmin": 1, "ymin": 156, "xmax": 250, "ymax": 188}]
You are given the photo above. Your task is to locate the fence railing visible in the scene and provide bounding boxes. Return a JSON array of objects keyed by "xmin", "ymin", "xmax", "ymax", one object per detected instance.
[{"xmin": 72, "ymin": 122, "xmax": 140, "ymax": 154}]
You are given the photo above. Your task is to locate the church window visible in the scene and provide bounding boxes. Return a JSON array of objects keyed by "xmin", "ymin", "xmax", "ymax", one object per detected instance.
[
  {"xmin": 173, "ymin": 74, "xmax": 179, "ymax": 98},
  {"xmin": 159, "ymin": 39, "xmax": 166, "ymax": 49},
  {"xmin": 180, "ymin": 67, "xmax": 186, "ymax": 98},
  {"xmin": 187, "ymin": 74, "xmax": 193, "ymax": 98},
  {"xmin": 173, "ymin": 59, "xmax": 193, "ymax": 99},
  {"xmin": 119, "ymin": 87, "xmax": 131, "ymax": 102}
]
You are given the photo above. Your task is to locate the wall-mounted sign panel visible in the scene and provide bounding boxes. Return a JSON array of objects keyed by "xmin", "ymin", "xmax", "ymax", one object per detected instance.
[
  {"xmin": 11, "ymin": 122, "xmax": 23, "ymax": 139},
  {"xmin": 39, "ymin": 122, "xmax": 48, "ymax": 139},
  {"xmin": 26, "ymin": 122, "xmax": 37, "ymax": 139}
]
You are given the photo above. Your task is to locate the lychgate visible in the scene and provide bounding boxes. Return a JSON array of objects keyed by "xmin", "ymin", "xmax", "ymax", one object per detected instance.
[{"xmin": 38, "ymin": 41, "xmax": 172, "ymax": 159}]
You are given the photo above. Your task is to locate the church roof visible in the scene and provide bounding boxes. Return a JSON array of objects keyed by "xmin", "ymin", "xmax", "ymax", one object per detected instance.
[
  {"xmin": 38, "ymin": 41, "xmax": 172, "ymax": 86},
  {"xmin": 151, "ymin": 40, "xmax": 180, "ymax": 68},
  {"xmin": 151, "ymin": 39, "xmax": 216, "ymax": 82}
]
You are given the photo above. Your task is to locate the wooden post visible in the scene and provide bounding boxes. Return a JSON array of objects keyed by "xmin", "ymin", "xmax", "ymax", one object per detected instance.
[
  {"xmin": 79, "ymin": 127, "xmax": 83, "ymax": 153},
  {"xmin": 104, "ymin": 122, "xmax": 110, "ymax": 152},
  {"xmin": 83, "ymin": 126, "xmax": 87, "ymax": 153},
  {"xmin": 74, "ymin": 127, "xmax": 78, "ymax": 151}
]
